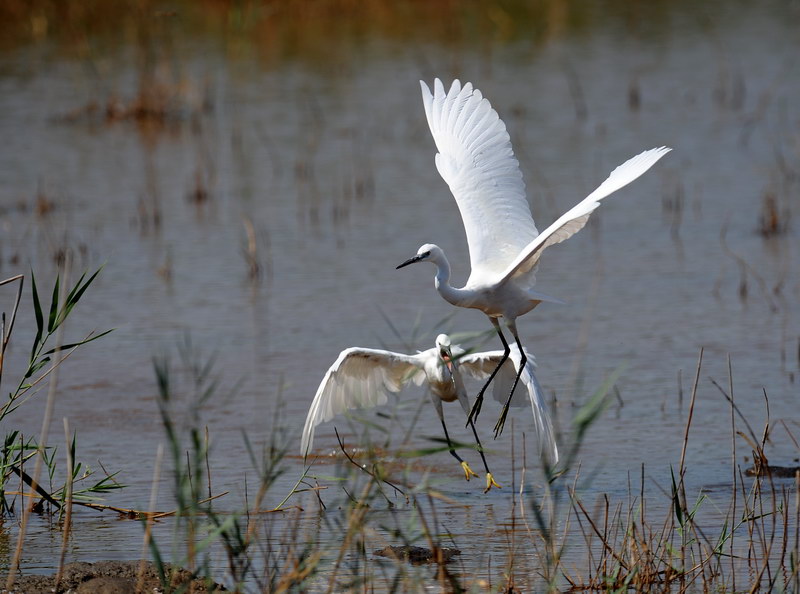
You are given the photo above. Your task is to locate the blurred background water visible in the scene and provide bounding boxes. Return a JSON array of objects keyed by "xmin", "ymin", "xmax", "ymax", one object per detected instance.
[{"xmin": 0, "ymin": 0, "xmax": 798, "ymax": 588}]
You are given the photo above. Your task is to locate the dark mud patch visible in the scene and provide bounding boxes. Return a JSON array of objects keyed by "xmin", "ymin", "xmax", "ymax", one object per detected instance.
[
  {"xmin": 744, "ymin": 464, "xmax": 800, "ymax": 478},
  {"xmin": 374, "ymin": 545, "xmax": 461, "ymax": 564},
  {"xmin": 1, "ymin": 560, "xmax": 225, "ymax": 593}
]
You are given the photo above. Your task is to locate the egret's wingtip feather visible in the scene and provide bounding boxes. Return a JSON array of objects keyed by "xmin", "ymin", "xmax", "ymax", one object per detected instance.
[
  {"xmin": 300, "ymin": 429, "xmax": 312, "ymax": 458},
  {"xmin": 497, "ymin": 142, "xmax": 672, "ymax": 285}
]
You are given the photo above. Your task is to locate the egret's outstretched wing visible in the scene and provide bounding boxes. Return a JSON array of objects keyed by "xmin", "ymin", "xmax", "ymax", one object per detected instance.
[
  {"xmin": 460, "ymin": 349, "xmax": 558, "ymax": 464},
  {"xmin": 458, "ymin": 349, "xmax": 529, "ymax": 408},
  {"xmin": 421, "ymin": 79, "xmax": 539, "ymax": 283},
  {"xmin": 301, "ymin": 348, "xmax": 424, "ymax": 456},
  {"xmin": 509, "ymin": 351, "xmax": 558, "ymax": 465},
  {"xmin": 498, "ymin": 146, "xmax": 672, "ymax": 285},
  {"xmin": 458, "ymin": 350, "xmax": 520, "ymax": 405}
]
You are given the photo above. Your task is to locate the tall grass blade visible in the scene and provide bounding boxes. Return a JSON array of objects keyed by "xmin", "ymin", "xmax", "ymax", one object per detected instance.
[
  {"xmin": 47, "ymin": 274, "xmax": 60, "ymax": 333},
  {"xmin": 30, "ymin": 272, "xmax": 43, "ymax": 362},
  {"xmin": 58, "ymin": 267, "xmax": 102, "ymax": 327},
  {"xmin": 41, "ymin": 329, "xmax": 114, "ymax": 356}
]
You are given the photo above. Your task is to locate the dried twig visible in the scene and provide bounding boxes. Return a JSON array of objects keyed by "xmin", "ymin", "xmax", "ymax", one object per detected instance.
[{"xmin": 334, "ymin": 428, "xmax": 406, "ymax": 500}]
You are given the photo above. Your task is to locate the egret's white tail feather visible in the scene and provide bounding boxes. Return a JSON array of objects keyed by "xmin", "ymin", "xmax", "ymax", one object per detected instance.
[{"xmin": 527, "ymin": 289, "xmax": 565, "ymax": 305}]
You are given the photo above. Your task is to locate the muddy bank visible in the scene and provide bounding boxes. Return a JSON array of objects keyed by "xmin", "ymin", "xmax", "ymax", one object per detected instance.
[
  {"xmin": 374, "ymin": 545, "xmax": 461, "ymax": 564},
  {"xmin": 1, "ymin": 560, "xmax": 225, "ymax": 593}
]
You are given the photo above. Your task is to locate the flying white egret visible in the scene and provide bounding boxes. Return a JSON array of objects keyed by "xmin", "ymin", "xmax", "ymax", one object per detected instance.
[
  {"xmin": 397, "ymin": 79, "xmax": 671, "ymax": 437},
  {"xmin": 301, "ymin": 334, "xmax": 558, "ymax": 493}
]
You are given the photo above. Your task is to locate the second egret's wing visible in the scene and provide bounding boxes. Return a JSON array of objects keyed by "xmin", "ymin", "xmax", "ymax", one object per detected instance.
[
  {"xmin": 458, "ymin": 350, "xmax": 520, "ymax": 405},
  {"xmin": 301, "ymin": 348, "xmax": 425, "ymax": 456},
  {"xmin": 421, "ymin": 79, "xmax": 539, "ymax": 282},
  {"xmin": 510, "ymin": 351, "xmax": 559, "ymax": 465},
  {"xmin": 460, "ymin": 349, "xmax": 559, "ymax": 464},
  {"xmin": 458, "ymin": 350, "xmax": 530, "ymax": 408},
  {"xmin": 497, "ymin": 146, "xmax": 671, "ymax": 286}
]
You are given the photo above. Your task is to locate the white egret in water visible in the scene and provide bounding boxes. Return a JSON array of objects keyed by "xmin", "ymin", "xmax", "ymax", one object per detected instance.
[
  {"xmin": 398, "ymin": 79, "xmax": 671, "ymax": 437},
  {"xmin": 301, "ymin": 334, "xmax": 557, "ymax": 493}
]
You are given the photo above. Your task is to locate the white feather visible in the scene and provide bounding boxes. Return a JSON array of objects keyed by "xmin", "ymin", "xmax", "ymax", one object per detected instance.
[
  {"xmin": 499, "ymin": 146, "xmax": 672, "ymax": 285},
  {"xmin": 421, "ymin": 79, "xmax": 539, "ymax": 283},
  {"xmin": 301, "ymin": 348, "xmax": 422, "ymax": 457},
  {"xmin": 401, "ymin": 78, "xmax": 670, "ymax": 441},
  {"xmin": 459, "ymin": 348, "xmax": 559, "ymax": 464}
]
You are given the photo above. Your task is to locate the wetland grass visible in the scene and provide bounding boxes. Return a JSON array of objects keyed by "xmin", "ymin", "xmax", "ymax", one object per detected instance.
[
  {"xmin": 136, "ymin": 342, "xmax": 796, "ymax": 591},
  {"xmin": 0, "ymin": 269, "xmax": 796, "ymax": 591},
  {"xmin": 554, "ymin": 352, "xmax": 799, "ymax": 592},
  {"xmin": 0, "ymin": 266, "xmax": 120, "ymax": 590}
]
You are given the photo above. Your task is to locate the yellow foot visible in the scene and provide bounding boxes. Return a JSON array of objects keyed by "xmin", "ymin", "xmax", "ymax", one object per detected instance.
[
  {"xmin": 460, "ymin": 461, "xmax": 479, "ymax": 481},
  {"xmin": 484, "ymin": 472, "xmax": 502, "ymax": 493}
]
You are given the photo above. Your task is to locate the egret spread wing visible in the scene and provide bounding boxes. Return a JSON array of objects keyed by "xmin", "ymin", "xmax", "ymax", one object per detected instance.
[
  {"xmin": 421, "ymin": 79, "xmax": 539, "ymax": 282},
  {"xmin": 508, "ymin": 350, "xmax": 558, "ymax": 464},
  {"xmin": 301, "ymin": 348, "xmax": 424, "ymax": 456},
  {"xmin": 457, "ymin": 350, "xmax": 506, "ymax": 376},
  {"xmin": 460, "ymin": 349, "xmax": 558, "ymax": 464},
  {"xmin": 459, "ymin": 350, "xmax": 532, "ymax": 408},
  {"xmin": 498, "ymin": 146, "xmax": 672, "ymax": 285}
]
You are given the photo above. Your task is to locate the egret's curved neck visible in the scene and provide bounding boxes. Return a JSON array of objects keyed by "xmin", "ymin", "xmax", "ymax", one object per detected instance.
[{"xmin": 432, "ymin": 256, "xmax": 471, "ymax": 307}]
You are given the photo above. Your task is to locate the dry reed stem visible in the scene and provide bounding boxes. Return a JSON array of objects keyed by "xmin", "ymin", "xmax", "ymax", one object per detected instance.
[
  {"xmin": 562, "ymin": 347, "xmax": 800, "ymax": 591},
  {"xmin": 334, "ymin": 428, "xmax": 406, "ymax": 500},
  {"xmin": 271, "ymin": 507, "xmax": 306, "ymax": 589},
  {"xmin": 6, "ymin": 262, "xmax": 69, "ymax": 590},
  {"xmin": 325, "ymin": 480, "xmax": 373, "ymax": 593},
  {"xmin": 55, "ymin": 417, "xmax": 75, "ymax": 588},
  {"xmin": 571, "ymin": 493, "xmax": 630, "ymax": 572},
  {"xmin": 678, "ymin": 348, "xmax": 704, "ymax": 481},
  {"xmin": 272, "ymin": 464, "xmax": 313, "ymax": 512},
  {"xmin": 504, "ymin": 419, "xmax": 518, "ymax": 590},
  {"xmin": 417, "ymin": 494, "xmax": 458, "ymax": 591},
  {"xmin": 676, "ymin": 347, "xmax": 703, "ymax": 588},
  {"xmin": 204, "ymin": 425, "xmax": 212, "ymax": 499},
  {"xmin": 1, "ymin": 488, "xmax": 230, "ymax": 519},
  {"xmin": 242, "ymin": 217, "xmax": 260, "ymax": 281},
  {"xmin": 794, "ymin": 471, "xmax": 799, "ymax": 590},
  {"xmin": 137, "ymin": 442, "xmax": 164, "ymax": 592},
  {"xmin": 728, "ymin": 353, "xmax": 737, "ymax": 591}
]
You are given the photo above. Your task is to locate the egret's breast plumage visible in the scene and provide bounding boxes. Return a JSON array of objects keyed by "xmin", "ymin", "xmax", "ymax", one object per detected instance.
[{"xmin": 431, "ymin": 380, "xmax": 459, "ymax": 403}]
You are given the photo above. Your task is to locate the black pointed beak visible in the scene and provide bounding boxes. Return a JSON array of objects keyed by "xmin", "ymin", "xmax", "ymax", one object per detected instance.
[{"xmin": 396, "ymin": 254, "xmax": 424, "ymax": 269}]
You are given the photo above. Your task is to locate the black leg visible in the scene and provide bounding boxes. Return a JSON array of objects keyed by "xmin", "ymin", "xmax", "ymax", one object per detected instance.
[
  {"xmin": 466, "ymin": 319, "xmax": 509, "ymax": 426},
  {"xmin": 467, "ymin": 418, "xmax": 489, "ymax": 473},
  {"xmin": 441, "ymin": 418, "xmax": 464, "ymax": 463},
  {"xmin": 441, "ymin": 417, "xmax": 478, "ymax": 481},
  {"xmin": 467, "ymin": 417, "xmax": 501, "ymax": 491},
  {"xmin": 493, "ymin": 332, "xmax": 527, "ymax": 438}
]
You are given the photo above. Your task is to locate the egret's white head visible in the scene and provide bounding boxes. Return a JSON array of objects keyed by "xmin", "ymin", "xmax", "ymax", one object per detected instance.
[
  {"xmin": 435, "ymin": 333, "xmax": 451, "ymax": 349},
  {"xmin": 396, "ymin": 243, "xmax": 442, "ymax": 269},
  {"xmin": 435, "ymin": 333, "xmax": 454, "ymax": 372}
]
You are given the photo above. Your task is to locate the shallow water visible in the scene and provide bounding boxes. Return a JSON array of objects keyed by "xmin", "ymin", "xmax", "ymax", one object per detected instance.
[{"xmin": 0, "ymin": 1, "xmax": 798, "ymax": 589}]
